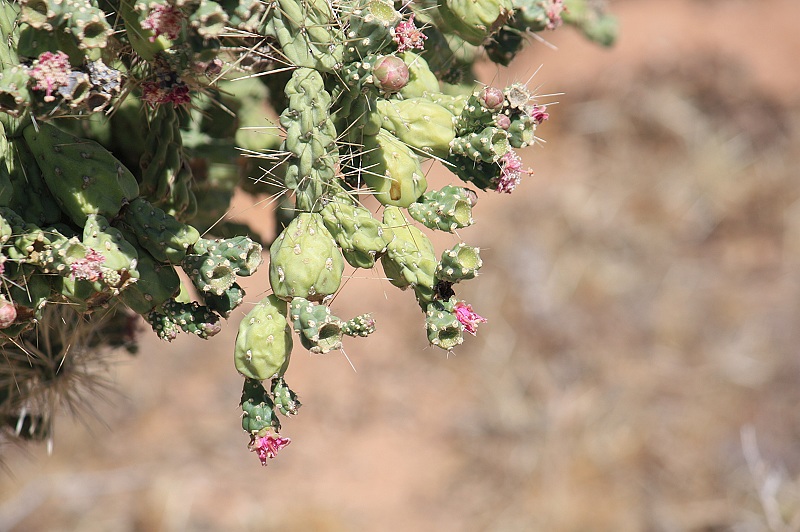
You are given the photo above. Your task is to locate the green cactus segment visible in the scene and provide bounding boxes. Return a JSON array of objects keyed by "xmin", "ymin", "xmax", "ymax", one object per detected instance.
[
  {"xmin": 146, "ymin": 299, "xmax": 222, "ymax": 341},
  {"xmin": 344, "ymin": 0, "xmax": 402, "ymax": 60},
  {"xmin": 22, "ymin": 122, "xmax": 140, "ymax": 226},
  {"xmin": 271, "ymin": 377, "xmax": 301, "ymax": 416},
  {"xmin": 82, "ymin": 215, "xmax": 139, "ymax": 292},
  {"xmin": 192, "ymin": 236, "xmax": 263, "ymax": 276},
  {"xmin": 376, "ymin": 98, "xmax": 456, "ymax": 158},
  {"xmin": 280, "ymin": 68, "xmax": 339, "ymax": 212},
  {"xmin": 269, "ymin": 213, "xmax": 344, "ymax": 302},
  {"xmin": 425, "ymin": 297, "xmax": 464, "ymax": 350},
  {"xmin": 289, "ymin": 297, "xmax": 343, "ymax": 354},
  {"xmin": 341, "ymin": 313, "xmax": 376, "ymax": 337},
  {"xmin": 139, "ymin": 105, "xmax": 196, "ymax": 220},
  {"xmin": 234, "ymin": 295, "xmax": 293, "ymax": 381},
  {"xmin": 380, "ymin": 206, "xmax": 437, "ymax": 304},
  {"xmin": 563, "ymin": 0, "xmax": 618, "ymax": 46},
  {"xmin": 436, "ymin": 242, "xmax": 481, "ymax": 283},
  {"xmin": 361, "ymin": 129, "xmax": 427, "ymax": 208},
  {"xmin": 320, "ymin": 198, "xmax": 394, "ymax": 269},
  {"xmin": 241, "ymin": 378, "xmax": 281, "ymax": 435},
  {"xmin": 436, "ymin": 0, "xmax": 513, "ymax": 45},
  {"xmin": 204, "ymin": 282, "xmax": 245, "ymax": 318},
  {"xmin": 408, "ymin": 185, "xmax": 476, "ymax": 232},
  {"xmin": 121, "ymin": 198, "xmax": 200, "ymax": 264},
  {"xmin": 264, "ymin": 0, "xmax": 344, "ymax": 73}
]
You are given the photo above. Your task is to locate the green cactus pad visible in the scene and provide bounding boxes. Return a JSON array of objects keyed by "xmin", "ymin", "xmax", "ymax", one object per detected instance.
[
  {"xmin": 271, "ymin": 377, "xmax": 302, "ymax": 416},
  {"xmin": 425, "ymin": 297, "xmax": 464, "ymax": 350},
  {"xmin": 377, "ymin": 98, "xmax": 456, "ymax": 158},
  {"xmin": 23, "ymin": 122, "xmax": 139, "ymax": 226},
  {"xmin": 121, "ymin": 198, "xmax": 200, "ymax": 264},
  {"xmin": 380, "ymin": 206, "xmax": 437, "ymax": 303},
  {"xmin": 320, "ymin": 198, "xmax": 394, "ymax": 269},
  {"xmin": 289, "ymin": 297, "xmax": 343, "ymax": 354},
  {"xmin": 241, "ymin": 378, "xmax": 281, "ymax": 434}
]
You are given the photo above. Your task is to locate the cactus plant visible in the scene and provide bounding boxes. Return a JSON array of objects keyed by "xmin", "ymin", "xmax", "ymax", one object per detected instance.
[{"xmin": 0, "ymin": 0, "xmax": 616, "ymax": 465}]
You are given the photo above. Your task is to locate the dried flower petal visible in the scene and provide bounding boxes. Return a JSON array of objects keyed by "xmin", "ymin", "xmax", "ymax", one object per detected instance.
[
  {"xmin": 392, "ymin": 14, "xmax": 427, "ymax": 52},
  {"xmin": 141, "ymin": 4, "xmax": 184, "ymax": 41},
  {"xmin": 70, "ymin": 249, "xmax": 105, "ymax": 282}
]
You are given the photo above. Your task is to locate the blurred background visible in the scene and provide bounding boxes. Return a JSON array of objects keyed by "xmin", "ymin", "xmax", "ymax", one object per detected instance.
[{"xmin": 3, "ymin": 0, "xmax": 800, "ymax": 530}]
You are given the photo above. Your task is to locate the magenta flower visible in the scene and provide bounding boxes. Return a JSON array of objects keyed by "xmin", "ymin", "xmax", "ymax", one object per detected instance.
[
  {"xmin": 29, "ymin": 51, "xmax": 72, "ymax": 102},
  {"xmin": 392, "ymin": 14, "xmax": 427, "ymax": 52},
  {"xmin": 250, "ymin": 434, "xmax": 291, "ymax": 466},
  {"xmin": 454, "ymin": 301, "xmax": 487, "ymax": 336},
  {"xmin": 529, "ymin": 104, "xmax": 549, "ymax": 125},
  {"xmin": 70, "ymin": 248, "xmax": 105, "ymax": 282},
  {"xmin": 141, "ymin": 80, "xmax": 191, "ymax": 107},
  {"xmin": 543, "ymin": 0, "xmax": 565, "ymax": 30},
  {"xmin": 141, "ymin": 4, "xmax": 184, "ymax": 41},
  {"xmin": 495, "ymin": 150, "xmax": 526, "ymax": 194}
]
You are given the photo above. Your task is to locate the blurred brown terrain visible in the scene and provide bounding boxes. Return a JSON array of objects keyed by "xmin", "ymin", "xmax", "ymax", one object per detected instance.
[{"xmin": 3, "ymin": 0, "xmax": 800, "ymax": 530}]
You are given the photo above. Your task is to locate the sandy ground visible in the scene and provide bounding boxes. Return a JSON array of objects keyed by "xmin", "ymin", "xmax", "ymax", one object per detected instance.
[{"xmin": 3, "ymin": 0, "xmax": 800, "ymax": 530}]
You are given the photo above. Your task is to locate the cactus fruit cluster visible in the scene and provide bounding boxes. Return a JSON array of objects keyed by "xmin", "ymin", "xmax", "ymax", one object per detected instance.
[{"xmin": 0, "ymin": 0, "xmax": 615, "ymax": 464}]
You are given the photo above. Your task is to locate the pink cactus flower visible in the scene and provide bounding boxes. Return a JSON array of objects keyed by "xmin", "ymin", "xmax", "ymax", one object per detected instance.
[
  {"xmin": 454, "ymin": 301, "xmax": 487, "ymax": 335},
  {"xmin": 70, "ymin": 248, "xmax": 105, "ymax": 282},
  {"xmin": 529, "ymin": 104, "xmax": 549, "ymax": 125},
  {"xmin": 141, "ymin": 4, "xmax": 184, "ymax": 41},
  {"xmin": 544, "ymin": 0, "xmax": 565, "ymax": 30},
  {"xmin": 141, "ymin": 80, "xmax": 191, "ymax": 107},
  {"xmin": 392, "ymin": 14, "xmax": 427, "ymax": 52},
  {"xmin": 250, "ymin": 434, "xmax": 291, "ymax": 466},
  {"xmin": 495, "ymin": 150, "xmax": 528, "ymax": 194},
  {"xmin": 29, "ymin": 51, "xmax": 72, "ymax": 102}
]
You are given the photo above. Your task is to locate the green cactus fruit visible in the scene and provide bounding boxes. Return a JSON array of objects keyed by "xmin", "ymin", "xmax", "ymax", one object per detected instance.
[
  {"xmin": 436, "ymin": 0, "xmax": 513, "ymax": 45},
  {"xmin": 408, "ymin": 185, "xmax": 476, "ymax": 232},
  {"xmin": 241, "ymin": 378, "xmax": 281, "ymax": 435},
  {"xmin": 320, "ymin": 198, "xmax": 394, "ymax": 269},
  {"xmin": 450, "ymin": 126, "xmax": 511, "ymax": 163},
  {"xmin": 117, "ymin": 228, "xmax": 181, "ymax": 314},
  {"xmin": 182, "ymin": 252, "xmax": 237, "ymax": 296},
  {"xmin": 425, "ymin": 297, "xmax": 464, "ymax": 350},
  {"xmin": 147, "ymin": 299, "xmax": 222, "ymax": 341},
  {"xmin": 264, "ymin": 0, "xmax": 344, "ymax": 73},
  {"xmin": 67, "ymin": 0, "xmax": 113, "ymax": 49},
  {"xmin": 192, "ymin": 236, "xmax": 263, "ymax": 276},
  {"xmin": 121, "ymin": 198, "xmax": 200, "ymax": 264},
  {"xmin": 189, "ymin": 0, "xmax": 229, "ymax": 38},
  {"xmin": 22, "ymin": 122, "xmax": 139, "ymax": 226},
  {"xmin": 398, "ymin": 51, "xmax": 440, "ymax": 98},
  {"xmin": 271, "ymin": 377, "xmax": 301, "ymax": 416},
  {"xmin": 436, "ymin": 243, "xmax": 482, "ymax": 283},
  {"xmin": 204, "ymin": 282, "xmax": 245, "ymax": 318},
  {"xmin": 234, "ymin": 295, "xmax": 293, "ymax": 381},
  {"xmin": 377, "ymin": 98, "xmax": 456, "ymax": 158},
  {"xmin": 380, "ymin": 206, "xmax": 437, "ymax": 303},
  {"xmin": 269, "ymin": 213, "xmax": 344, "ymax": 302},
  {"xmin": 289, "ymin": 297, "xmax": 343, "ymax": 354},
  {"xmin": 0, "ymin": 66, "xmax": 32, "ymax": 117},
  {"xmin": 341, "ymin": 313, "xmax": 376, "ymax": 337},
  {"xmin": 361, "ymin": 129, "xmax": 427, "ymax": 208}
]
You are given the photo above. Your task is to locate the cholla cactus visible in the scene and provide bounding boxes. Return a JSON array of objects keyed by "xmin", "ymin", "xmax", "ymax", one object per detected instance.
[{"xmin": 0, "ymin": 0, "xmax": 615, "ymax": 464}]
